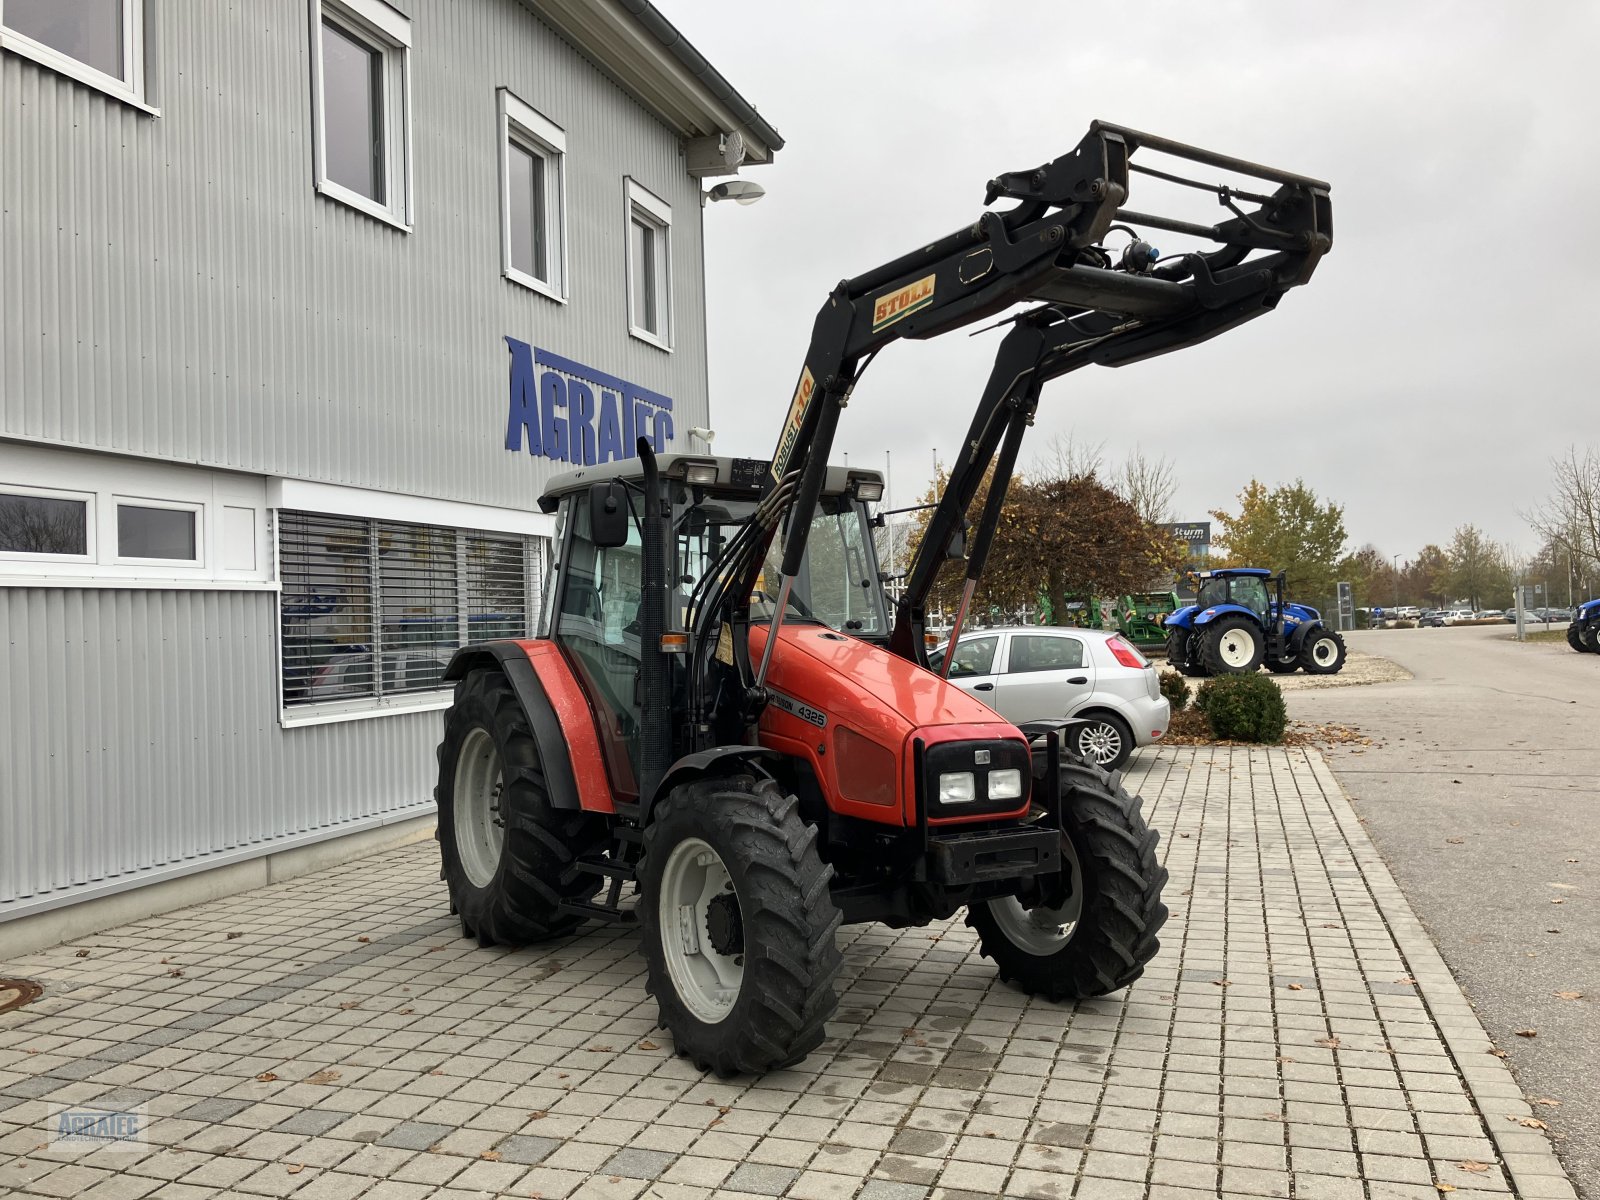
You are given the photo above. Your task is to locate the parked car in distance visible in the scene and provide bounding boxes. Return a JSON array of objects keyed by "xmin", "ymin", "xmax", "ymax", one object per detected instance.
[
  {"xmin": 1475, "ymin": 609, "xmax": 1504, "ymax": 621},
  {"xmin": 934, "ymin": 626, "xmax": 1169, "ymax": 771},
  {"xmin": 1442, "ymin": 609, "xmax": 1475, "ymax": 625},
  {"xmin": 1394, "ymin": 605, "xmax": 1422, "ymax": 620},
  {"xmin": 1418, "ymin": 610, "xmax": 1446, "ymax": 627}
]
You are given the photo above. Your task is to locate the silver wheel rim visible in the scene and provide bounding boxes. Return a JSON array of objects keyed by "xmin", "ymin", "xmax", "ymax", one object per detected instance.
[
  {"xmin": 1311, "ymin": 636, "xmax": 1338, "ymax": 665},
  {"xmin": 987, "ymin": 835, "xmax": 1085, "ymax": 956},
  {"xmin": 454, "ymin": 728, "xmax": 506, "ymax": 888},
  {"xmin": 1218, "ymin": 628, "xmax": 1258, "ymax": 668},
  {"xmin": 1077, "ymin": 721, "xmax": 1123, "ymax": 766},
  {"xmin": 659, "ymin": 836, "xmax": 743, "ymax": 1023}
]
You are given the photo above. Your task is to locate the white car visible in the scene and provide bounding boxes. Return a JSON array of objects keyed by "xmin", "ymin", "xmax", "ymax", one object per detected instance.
[
  {"xmin": 1443, "ymin": 609, "xmax": 1475, "ymax": 625},
  {"xmin": 937, "ymin": 626, "xmax": 1169, "ymax": 770}
]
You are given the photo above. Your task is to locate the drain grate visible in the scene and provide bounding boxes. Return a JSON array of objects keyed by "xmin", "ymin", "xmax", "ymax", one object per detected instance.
[{"xmin": 0, "ymin": 978, "xmax": 44, "ymax": 1014}]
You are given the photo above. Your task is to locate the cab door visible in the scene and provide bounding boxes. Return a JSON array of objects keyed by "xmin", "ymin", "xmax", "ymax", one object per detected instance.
[
  {"xmin": 992, "ymin": 632, "xmax": 1095, "ymax": 722},
  {"xmin": 552, "ymin": 496, "xmax": 644, "ymax": 798}
]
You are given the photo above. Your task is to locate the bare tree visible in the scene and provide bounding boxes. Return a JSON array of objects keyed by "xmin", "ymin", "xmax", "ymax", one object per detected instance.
[
  {"xmin": 1029, "ymin": 431, "xmax": 1104, "ymax": 482},
  {"xmin": 1525, "ymin": 445, "xmax": 1600, "ymax": 589},
  {"xmin": 1115, "ymin": 445, "xmax": 1179, "ymax": 525}
]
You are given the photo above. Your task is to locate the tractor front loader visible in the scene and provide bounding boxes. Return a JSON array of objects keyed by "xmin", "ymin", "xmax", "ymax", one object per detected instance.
[{"xmin": 434, "ymin": 122, "xmax": 1332, "ymax": 1075}]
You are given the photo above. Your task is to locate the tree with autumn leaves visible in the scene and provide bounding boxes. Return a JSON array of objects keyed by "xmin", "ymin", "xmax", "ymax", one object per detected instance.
[{"xmin": 906, "ymin": 463, "xmax": 1187, "ymax": 625}]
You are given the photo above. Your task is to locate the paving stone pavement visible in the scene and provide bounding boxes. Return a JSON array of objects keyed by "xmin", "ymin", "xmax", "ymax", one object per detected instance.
[{"xmin": 0, "ymin": 747, "xmax": 1579, "ymax": 1200}]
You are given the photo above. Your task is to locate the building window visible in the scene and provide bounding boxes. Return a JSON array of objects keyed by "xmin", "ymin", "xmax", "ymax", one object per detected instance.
[
  {"xmin": 499, "ymin": 90, "xmax": 566, "ymax": 300},
  {"xmin": 310, "ymin": 0, "xmax": 411, "ymax": 230},
  {"xmin": 0, "ymin": 0, "xmax": 147, "ymax": 109},
  {"xmin": 0, "ymin": 486, "xmax": 93, "ymax": 559},
  {"xmin": 278, "ymin": 511, "xmax": 541, "ymax": 714},
  {"xmin": 116, "ymin": 500, "xmax": 200, "ymax": 563},
  {"xmin": 625, "ymin": 179, "xmax": 672, "ymax": 350}
]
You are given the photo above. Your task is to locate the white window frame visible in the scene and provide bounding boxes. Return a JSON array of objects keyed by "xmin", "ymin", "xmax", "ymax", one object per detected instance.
[
  {"xmin": 308, "ymin": 0, "xmax": 412, "ymax": 232},
  {"xmin": 625, "ymin": 178, "xmax": 673, "ymax": 352},
  {"xmin": 0, "ymin": 482, "xmax": 96, "ymax": 564},
  {"xmin": 113, "ymin": 495, "xmax": 204, "ymax": 567},
  {"xmin": 0, "ymin": 0, "xmax": 154, "ymax": 113},
  {"xmin": 499, "ymin": 90, "xmax": 568, "ymax": 302}
]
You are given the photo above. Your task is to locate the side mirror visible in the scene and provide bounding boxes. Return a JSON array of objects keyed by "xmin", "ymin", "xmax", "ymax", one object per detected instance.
[
  {"xmin": 588, "ymin": 481, "xmax": 631, "ymax": 549},
  {"xmin": 945, "ymin": 525, "xmax": 967, "ymax": 560}
]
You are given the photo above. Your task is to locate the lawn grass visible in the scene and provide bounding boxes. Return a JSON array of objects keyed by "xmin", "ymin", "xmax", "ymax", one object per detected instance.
[{"xmin": 1523, "ymin": 628, "xmax": 1570, "ymax": 643}]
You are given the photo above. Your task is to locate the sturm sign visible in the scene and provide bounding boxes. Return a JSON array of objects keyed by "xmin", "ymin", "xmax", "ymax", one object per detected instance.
[{"xmin": 504, "ymin": 338, "xmax": 673, "ymax": 466}]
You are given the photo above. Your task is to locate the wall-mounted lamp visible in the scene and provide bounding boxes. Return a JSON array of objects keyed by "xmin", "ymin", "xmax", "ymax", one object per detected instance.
[
  {"xmin": 687, "ymin": 426, "xmax": 716, "ymax": 448},
  {"xmin": 706, "ymin": 180, "xmax": 765, "ymax": 206}
]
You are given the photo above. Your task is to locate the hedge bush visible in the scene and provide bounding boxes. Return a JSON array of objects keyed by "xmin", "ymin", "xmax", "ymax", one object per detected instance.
[
  {"xmin": 1195, "ymin": 673, "xmax": 1287, "ymax": 743},
  {"xmin": 1159, "ymin": 669, "xmax": 1191, "ymax": 712}
]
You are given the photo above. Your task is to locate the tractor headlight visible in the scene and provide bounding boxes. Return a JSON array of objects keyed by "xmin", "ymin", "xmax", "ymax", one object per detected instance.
[
  {"xmin": 988, "ymin": 768, "xmax": 1024, "ymax": 801},
  {"xmin": 938, "ymin": 772, "xmax": 976, "ymax": 803}
]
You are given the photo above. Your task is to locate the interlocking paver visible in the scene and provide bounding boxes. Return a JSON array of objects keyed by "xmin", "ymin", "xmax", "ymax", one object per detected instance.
[{"xmin": 0, "ymin": 747, "xmax": 1581, "ymax": 1200}]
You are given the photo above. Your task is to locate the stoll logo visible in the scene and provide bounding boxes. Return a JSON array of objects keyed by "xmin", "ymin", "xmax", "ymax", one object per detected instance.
[
  {"xmin": 504, "ymin": 338, "xmax": 674, "ymax": 465},
  {"xmin": 50, "ymin": 1105, "xmax": 146, "ymax": 1152},
  {"xmin": 871, "ymin": 273, "xmax": 936, "ymax": 332}
]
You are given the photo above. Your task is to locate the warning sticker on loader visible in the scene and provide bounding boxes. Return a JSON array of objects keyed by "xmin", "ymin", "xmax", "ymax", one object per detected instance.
[
  {"xmin": 871, "ymin": 273, "xmax": 936, "ymax": 332},
  {"xmin": 771, "ymin": 366, "xmax": 815, "ymax": 481}
]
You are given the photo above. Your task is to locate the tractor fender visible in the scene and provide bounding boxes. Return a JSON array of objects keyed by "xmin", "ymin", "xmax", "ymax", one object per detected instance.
[
  {"xmin": 1164, "ymin": 605, "xmax": 1199, "ymax": 630},
  {"xmin": 644, "ymin": 747, "xmax": 780, "ymax": 823},
  {"xmin": 1191, "ymin": 602, "xmax": 1258, "ymax": 628},
  {"xmin": 1285, "ymin": 618, "xmax": 1324, "ymax": 654},
  {"xmin": 442, "ymin": 643, "xmax": 586, "ymax": 812},
  {"xmin": 1017, "ymin": 718, "xmax": 1093, "ymax": 742}
]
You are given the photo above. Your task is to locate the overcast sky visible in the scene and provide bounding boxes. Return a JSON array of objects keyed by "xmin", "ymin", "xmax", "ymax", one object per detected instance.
[{"xmin": 677, "ymin": 0, "xmax": 1600, "ymax": 565}]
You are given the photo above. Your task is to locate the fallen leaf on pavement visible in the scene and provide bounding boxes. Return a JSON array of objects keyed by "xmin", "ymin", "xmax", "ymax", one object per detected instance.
[
  {"xmin": 74, "ymin": 949, "xmax": 90, "ymax": 958},
  {"xmin": 1397, "ymin": 977, "xmax": 1417, "ymax": 985},
  {"xmin": 1488, "ymin": 1049, "xmax": 1508, "ymax": 1058},
  {"xmin": 167, "ymin": 969, "xmax": 184, "ymax": 977},
  {"xmin": 339, "ymin": 1001, "xmax": 361, "ymax": 1010},
  {"xmin": 226, "ymin": 931, "xmax": 242, "ymax": 939},
  {"xmin": 1547, "ymin": 929, "xmax": 1561, "ymax": 934},
  {"xmin": 587, "ymin": 1044, "xmax": 613, "ymax": 1053},
  {"xmin": 1551, "ymin": 898, "xmax": 1565, "ymax": 905},
  {"xmin": 479, "ymin": 1151, "xmax": 502, "ymax": 1162},
  {"xmin": 1533, "ymin": 1097, "xmax": 1560, "ymax": 1107},
  {"xmin": 1287, "ymin": 983, "xmax": 1304, "ymax": 991},
  {"xmin": 397, "ymin": 1007, "xmax": 413, "ymax": 1015},
  {"xmin": 638, "ymin": 1039, "xmax": 660, "ymax": 1051},
  {"xmin": 1512, "ymin": 1116, "xmax": 1548, "ymax": 1130},
  {"xmin": 608, "ymin": 1177, "xmax": 622, "ymax": 1184},
  {"xmin": 1316, "ymin": 1037, "xmax": 1341, "ymax": 1049},
  {"xmin": 529, "ymin": 1110, "xmax": 548, "ymax": 1120},
  {"xmin": 255, "ymin": 1072, "xmax": 278, "ymax": 1082},
  {"xmin": 286, "ymin": 1164, "xmax": 305, "ymax": 1175},
  {"xmin": 1554, "ymin": 991, "xmax": 1583, "ymax": 1001},
  {"xmin": 1458, "ymin": 1161, "xmax": 1490, "ymax": 1173},
  {"xmin": 1213, "ymin": 979, "xmax": 1232, "ymax": 988},
  {"xmin": 1433, "ymin": 1182, "xmax": 1456, "ymax": 1193},
  {"xmin": 1515, "ymin": 1029, "xmax": 1537, "ymax": 1038},
  {"xmin": 357, "ymin": 936, "xmax": 370, "ymax": 943},
  {"xmin": 304, "ymin": 1068, "xmax": 341, "ymax": 1085},
  {"xmin": 1446, "ymin": 837, "xmax": 1464, "ymax": 845}
]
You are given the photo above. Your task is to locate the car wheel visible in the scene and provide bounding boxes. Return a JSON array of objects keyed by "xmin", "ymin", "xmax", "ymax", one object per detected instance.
[{"xmin": 1072, "ymin": 712, "xmax": 1134, "ymax": 771}]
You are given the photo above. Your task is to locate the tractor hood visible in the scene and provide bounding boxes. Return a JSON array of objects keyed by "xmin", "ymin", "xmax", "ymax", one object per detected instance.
[{"xmin": 752, "ymin": 624, "xmax": 1005, "ymax": 734}]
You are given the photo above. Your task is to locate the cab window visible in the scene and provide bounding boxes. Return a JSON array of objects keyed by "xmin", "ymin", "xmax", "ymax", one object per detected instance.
[{"xmin": 1230, "ymin": 577, "xmax": 1270, "ymax": 617}]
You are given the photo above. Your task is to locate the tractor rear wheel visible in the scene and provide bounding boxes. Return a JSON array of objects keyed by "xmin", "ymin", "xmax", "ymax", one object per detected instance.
[
  {"xmin": 639, "ymin": 775, "xmax": 842, "ymax": 1077},
  {"xmin": 1299, "ymin": 628, "xmax": 1348, "ymax": 674},
  {"xmin": 1199, "ymin": 615, "xmax": 1265, "ymax": 674},
  {"xmin": 967, "ymin": 757, "xmax": 1168, "ymax": 999},
  {"xmin": 435, "ymin": 669, "xmax": 607, "ymax": 945}
]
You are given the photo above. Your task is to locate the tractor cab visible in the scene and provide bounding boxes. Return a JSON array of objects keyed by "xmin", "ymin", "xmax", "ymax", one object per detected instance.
[
  {"xmin": 1195, "ymin": 568, "xmax": 1275, "ymax": 622},
  {"xmin": 533, "ymin": 453, "xmax": 892, "ymax": 796}
]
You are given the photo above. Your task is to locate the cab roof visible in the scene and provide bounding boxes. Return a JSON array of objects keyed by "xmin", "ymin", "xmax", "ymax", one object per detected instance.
[
  {"xmin": 1199, "ymin": 567, "xmax": 1273, "ymax": 580},
  {"xmin": 537, "ymin": 454, "xmax": 884, "ymax": 513}
]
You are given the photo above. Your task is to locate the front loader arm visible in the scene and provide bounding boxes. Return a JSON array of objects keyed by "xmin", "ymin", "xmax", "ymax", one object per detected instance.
[{"xmin": 699, "ymin": 121, "xmax": 1331, "ymax": 722}]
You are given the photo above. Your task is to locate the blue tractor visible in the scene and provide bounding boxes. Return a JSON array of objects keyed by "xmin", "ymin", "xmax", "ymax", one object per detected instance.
[
  {"xmin": 1163, "ymin": 568, "xmax": 1346, "ymax": 677},
  {"xmin": 1569, "ymin": 598, "xmax": 1600, "ymax": 653}
]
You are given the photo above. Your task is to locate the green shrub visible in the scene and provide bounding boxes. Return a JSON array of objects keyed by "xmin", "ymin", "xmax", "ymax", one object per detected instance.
[
  {"xmin": 1195, "ymin": 674, "xmax": 1287, "ymax": 743},
  {"xmin": 1159, "ymin": 669, "xmax": 1191, "ymax": 712}
]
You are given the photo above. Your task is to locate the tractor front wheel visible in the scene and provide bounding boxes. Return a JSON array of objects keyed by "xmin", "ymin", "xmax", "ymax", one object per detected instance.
[
  {"xmin": 435, "ymin": 669, "xmax": 607, "ymax": 945},
  {"xmin": 967, "ymin": 757, "xmax": 1168, "ymax": 999},
  {"xmin": 1166, "ymin": 629, "xmax": 1207, "ymax": 677},
  {"xmin": 1299, "ymin": 628, "xmax": 1348, "ymax": 674},
  {"xmin": 1579, "ymin": 623, "xmax": 1600, "ymax": 653},
  {"xmin": 640, "ymin": 776, "xmax": 842, "ymax": 1077},
  {"xmin": 1199, "ymin": 615, "xmax": 1265, "ymax": 675}
]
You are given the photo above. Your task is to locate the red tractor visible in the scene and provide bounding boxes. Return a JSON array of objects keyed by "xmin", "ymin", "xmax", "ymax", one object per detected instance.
[{"xmin": 435, "ymin": 122, "xmax": 1331, "ymax": 1075}]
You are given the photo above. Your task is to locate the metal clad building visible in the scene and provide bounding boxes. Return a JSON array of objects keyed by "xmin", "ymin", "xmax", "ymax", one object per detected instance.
[{"xmin": 0, "ymin": 0, "xmax": 779, "ymax": 928}]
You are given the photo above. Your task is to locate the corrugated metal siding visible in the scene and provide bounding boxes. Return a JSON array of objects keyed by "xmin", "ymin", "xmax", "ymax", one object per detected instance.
[
  {"xmin": 0, "ymin": 0, "xmax": 710, "ymax": 510},
  {"xmin": 0, "ymin": 587, "xmax": 440, "ymax": 913}
]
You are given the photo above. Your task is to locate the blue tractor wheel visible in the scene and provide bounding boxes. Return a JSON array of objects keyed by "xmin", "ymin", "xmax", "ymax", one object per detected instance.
[
  {"xmin": 1199, "ymin": 615, "xmax": 1265, "ymax": 675},
  {"xmin": 1298, "ymin": 627, "xmax": 1347, "ymax": 674}
]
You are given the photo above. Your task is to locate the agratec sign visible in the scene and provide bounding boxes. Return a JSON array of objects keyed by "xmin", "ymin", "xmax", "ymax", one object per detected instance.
[{"xmin": 504, "ymin": 337, "xmax": 673, "ymax": 466}]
